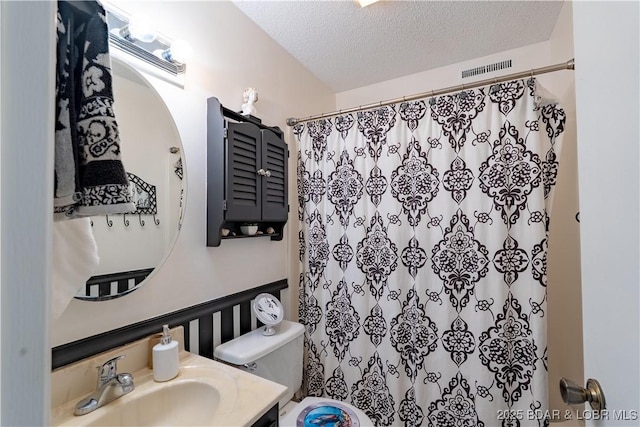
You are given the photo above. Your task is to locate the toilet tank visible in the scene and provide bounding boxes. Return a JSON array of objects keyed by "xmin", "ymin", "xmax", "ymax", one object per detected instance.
[{"xmin": 213, "ymin": 320, "xmax": 305, "ymax": 406}]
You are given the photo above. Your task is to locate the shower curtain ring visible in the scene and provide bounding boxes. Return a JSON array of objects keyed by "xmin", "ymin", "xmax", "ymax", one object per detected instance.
[
  {"xmin": 429, "ymin": 90, "xmax": 436, "ymax": 107},
  {"xmin": 530, "ymin": 68, "xmax": 534, "ymax": 78},
  {"xmin": 492, "ymin": 77, "xmax": 499, "ymax": 93}
]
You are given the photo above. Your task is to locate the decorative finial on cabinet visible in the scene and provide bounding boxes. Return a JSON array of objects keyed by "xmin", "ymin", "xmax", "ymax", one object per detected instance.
[{"xmin": 241, "ymin": 87, "xmax": 259, "ymax": 117}]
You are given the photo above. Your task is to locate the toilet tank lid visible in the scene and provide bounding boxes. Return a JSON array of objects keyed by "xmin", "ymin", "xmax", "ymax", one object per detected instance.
[{"xmin": 213, "ymin": 320, "xmax": 305, "ymax": 365}]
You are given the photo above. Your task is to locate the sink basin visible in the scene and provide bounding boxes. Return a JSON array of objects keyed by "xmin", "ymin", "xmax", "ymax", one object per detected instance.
[
  {"xmin": 52, "ymin": 349, "xmax": 287, "ymax": 427},
  {"xmin": 85, "ymin": 379, "xmax": 220, "ymax": 427},
  {"xmin": 53, "ymin": 364, "xmax": 243, "ymax": 427}
]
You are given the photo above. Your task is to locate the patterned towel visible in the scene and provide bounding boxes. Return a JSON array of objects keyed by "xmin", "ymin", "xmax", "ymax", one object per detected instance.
[{"xmin": 54, "ymin": 0, "xmax": 134, "ymax": 220}]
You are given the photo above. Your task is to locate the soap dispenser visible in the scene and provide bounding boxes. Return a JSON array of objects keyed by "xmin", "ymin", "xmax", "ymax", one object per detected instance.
[{"xmin": 152, "ymin": 324, "xmax": 179, "ymax": 382}]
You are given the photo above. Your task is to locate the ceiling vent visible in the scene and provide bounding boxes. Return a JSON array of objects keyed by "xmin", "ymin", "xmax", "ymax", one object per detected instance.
[{"xmin": 461, "ymin": 59, "xmax": 512, "ymax": 79}]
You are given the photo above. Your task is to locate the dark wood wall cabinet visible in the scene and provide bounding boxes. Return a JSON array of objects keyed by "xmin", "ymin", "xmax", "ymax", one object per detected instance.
[{"xmin": 207, "ymin": 97, "xmax": 288, "ymax": 247}]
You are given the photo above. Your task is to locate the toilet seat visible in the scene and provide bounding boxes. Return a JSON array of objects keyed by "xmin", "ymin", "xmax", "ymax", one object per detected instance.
[{"xmin": 279, "ymin": 396, "xmax": 374, "ymax": 427}]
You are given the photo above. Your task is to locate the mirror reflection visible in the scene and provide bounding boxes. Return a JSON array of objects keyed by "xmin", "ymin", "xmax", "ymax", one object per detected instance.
[{"xmin": 75, "ymin": 58, "xmax": 185, "ymax": 301}]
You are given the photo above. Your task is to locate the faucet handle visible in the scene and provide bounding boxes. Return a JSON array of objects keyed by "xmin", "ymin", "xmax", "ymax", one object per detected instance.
[{"xmin": 97, "ymin": 355, "xmax": 125, "ymax": 386}]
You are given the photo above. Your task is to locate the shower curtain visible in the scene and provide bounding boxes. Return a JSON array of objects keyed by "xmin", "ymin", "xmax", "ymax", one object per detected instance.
[{"xmin": 295, "ymin": 78, "xmax": 565, "ymax": 427}]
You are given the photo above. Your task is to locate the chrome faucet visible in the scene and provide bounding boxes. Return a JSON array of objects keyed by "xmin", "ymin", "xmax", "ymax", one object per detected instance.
[{"xmin": 74, "ymin": 355, "xmax": 135, "ymax": 416}]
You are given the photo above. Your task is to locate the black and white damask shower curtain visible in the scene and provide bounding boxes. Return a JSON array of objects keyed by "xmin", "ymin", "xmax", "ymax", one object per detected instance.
[{"xmin": 295, "ymin": 79, "xmax": 566, "ymax": 427}]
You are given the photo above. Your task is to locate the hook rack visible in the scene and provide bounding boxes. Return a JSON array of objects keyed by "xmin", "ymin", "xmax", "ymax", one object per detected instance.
[
  {"xmin": 93, "ymin": 213, "xmax": 160, "ymax": 228},
  {"xmin": 91, "ymin": 172, "xmax": 163, "ymax": 229}
]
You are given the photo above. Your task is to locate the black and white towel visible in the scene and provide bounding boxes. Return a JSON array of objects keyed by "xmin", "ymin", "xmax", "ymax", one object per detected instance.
[{"xmin": 54, "ymin": 0, "xmax": 134, "ymax": 220}]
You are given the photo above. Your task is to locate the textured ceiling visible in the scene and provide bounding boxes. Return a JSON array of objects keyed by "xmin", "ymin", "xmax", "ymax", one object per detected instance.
[{"xmin": 232, "ymin": 0, "xmax": 564, "ymax": 92}]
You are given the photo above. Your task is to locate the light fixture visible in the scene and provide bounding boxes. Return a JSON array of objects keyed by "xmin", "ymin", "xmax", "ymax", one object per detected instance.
[
  {"xmin": 119, "ymin": 15, "xmax": 157, "ymax": 43},
  {"xmin": 157, "ymin": 40, "xmax": 194, "ymax": 65},
  {"xmin": 356, "ymin": 0, "xmax": 381, "ymax": 7},
  {"xmin": 104, "ymin": 5, "xmax": 190, "ymax": 76}
]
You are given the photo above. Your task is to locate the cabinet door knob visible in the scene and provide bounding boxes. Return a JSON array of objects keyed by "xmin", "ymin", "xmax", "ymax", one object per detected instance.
[
  {"xmin": 264, "ymin": 170, "xmax": 271, "ymax": 177},
  {"xmin": 257, "ymin": 169, "xmax": 266, "ymax": 176}
]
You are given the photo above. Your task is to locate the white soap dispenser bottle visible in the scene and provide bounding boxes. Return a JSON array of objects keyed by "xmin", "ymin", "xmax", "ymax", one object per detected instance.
[{"xmin": 152, "ymin": 324, "xmax": 179, "ymax": 382}]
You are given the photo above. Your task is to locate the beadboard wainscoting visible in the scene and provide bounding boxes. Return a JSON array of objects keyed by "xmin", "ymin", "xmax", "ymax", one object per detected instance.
[{"xmin": 52, "ymin": 280, "xmax": 288, "ymax": 370}]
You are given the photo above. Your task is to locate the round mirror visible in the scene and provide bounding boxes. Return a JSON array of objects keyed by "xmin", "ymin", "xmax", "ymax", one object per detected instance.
[
  {"xmin": 75, "ymin": 58, "xmax": 186, "ymax": 301},
  {"xmin": 252, "ymin": 293, "xmax": 284, "ymax": 336}
]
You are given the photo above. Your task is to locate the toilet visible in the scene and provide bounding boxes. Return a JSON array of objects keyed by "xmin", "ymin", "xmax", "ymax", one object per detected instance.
[{"xmin": 213, "ymin": 320, "xmax": 374, "ymax": 426}]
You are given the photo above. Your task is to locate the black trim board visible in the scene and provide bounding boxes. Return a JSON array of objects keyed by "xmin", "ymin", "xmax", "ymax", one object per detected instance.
[
  {"xmin": 52, "ymin": 279, "xmax": 288, "ymax": 370},
  {"xmin": 76, "ymin": 268, "xmax": 155, "ymax": 301}
]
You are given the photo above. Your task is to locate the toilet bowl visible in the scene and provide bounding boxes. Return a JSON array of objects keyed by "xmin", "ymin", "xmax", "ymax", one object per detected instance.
[
  {"xmin": 213, "ymin": 320, "xmax": 374, "ymax": 426},
  {"xmin": 280, "ymin": 396, "xmax": 373, "ymax": 427}
]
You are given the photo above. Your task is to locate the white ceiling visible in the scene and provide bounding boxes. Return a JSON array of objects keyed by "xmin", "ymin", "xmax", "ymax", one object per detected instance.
[{"xmin": 232, "ymin": 0, "xmax": 565, "ymax": 92}]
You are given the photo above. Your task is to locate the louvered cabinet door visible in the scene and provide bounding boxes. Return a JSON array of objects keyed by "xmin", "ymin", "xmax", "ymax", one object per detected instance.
[
  {"xmin": 225, "ymin": 122, "xmax": 261, "ymax": 222},
  {"xmin": 260, "ymin": 129, "xmax": 288, "ymax": 221}
]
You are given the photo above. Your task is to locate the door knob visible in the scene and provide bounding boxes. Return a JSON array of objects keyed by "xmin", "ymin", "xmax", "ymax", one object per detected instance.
[{"xmin": 560, "ymin": 377, "xmax": 606, "ymax": 411}]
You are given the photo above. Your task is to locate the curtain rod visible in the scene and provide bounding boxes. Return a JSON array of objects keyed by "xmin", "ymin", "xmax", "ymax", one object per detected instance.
[{"xmin": 286, "ymin": 58, "xmax": 575, "ymax": 126}]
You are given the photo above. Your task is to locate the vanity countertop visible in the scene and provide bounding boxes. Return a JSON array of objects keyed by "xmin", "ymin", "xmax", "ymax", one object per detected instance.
[{"xmin": 51, "ymin": 349, "xmax": 287, "ymax": 427}]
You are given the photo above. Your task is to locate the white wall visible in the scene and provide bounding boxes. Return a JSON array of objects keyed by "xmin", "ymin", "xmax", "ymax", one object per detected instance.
[
  {"xmin": 51, "ymin": 1, "xmax": 334, "ymax": 346},
  {"xmin": 335, "ymin": 1, "xmax": 580, "ymax": 415},
  {"xmin": 336, "ymin": 41, "xmax": 554, "ymax": 110},
  {"xmin": 573, "ymin": 2, "xmax": 639, "ymax": 425},
  {"xmin": 1, "ymin": 2, "xmax": 55, "ymax": 425},
  {"xmin": 543, "ymin": 1, "xmax": 584, "ymax": 419}
]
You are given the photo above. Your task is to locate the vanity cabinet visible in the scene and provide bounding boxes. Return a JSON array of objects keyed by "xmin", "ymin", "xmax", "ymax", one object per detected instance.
[
  {"xmin": 251, "ymin": 403, "xmax": 279, "ymax": 427},
  {"xmin": 207, "ymin": 97, "xmax": 289, "ymax": 247}
]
